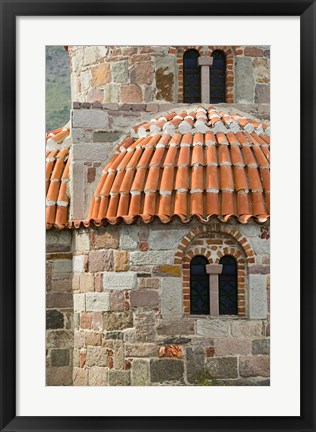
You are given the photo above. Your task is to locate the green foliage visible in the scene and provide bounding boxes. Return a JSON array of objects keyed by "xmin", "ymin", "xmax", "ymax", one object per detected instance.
[{"xmin": 46, "ymin": 46, "xmax": 71, "ymax": 131}]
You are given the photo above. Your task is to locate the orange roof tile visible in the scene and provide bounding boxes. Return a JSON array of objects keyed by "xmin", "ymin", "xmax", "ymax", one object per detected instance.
[
  {"xmin": 46, "ymin": 125, "xmax": 71, "ymax": 229},
  {"xmin": 81, "ymin": 106, "xmax": 270, "ymax": 226}
]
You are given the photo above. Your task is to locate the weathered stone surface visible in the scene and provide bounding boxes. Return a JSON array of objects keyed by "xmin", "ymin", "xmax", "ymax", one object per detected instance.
[
  {"xmin": 150, "ymin": 359, "xmax": 184, "ymax": 383},
  {"xmin": 86, "ymin": 292, "xmax": 111, "ymax": 312},
  {"xmin": 92, "ymin": 64, "xmax": 111, "ymax": 86},
  {"xmin": 249, "ymin": 274, "xmax": 267, "ymax": 319},
  {"xmin": 215, "ymin": 338, "xmax": 252, "ymax": 356},
  {"xmin": 131, "ymin": 359, "xmax": 150, "ymax": 385},
  {"xmin": 50, "ymin": 278, "xmax": 72, "ymax": 293},
  {"xmin": 112, "ymin": 340, "xmax": 124, "ymax": 370},
  {"xmin": 46, "ymin": 292, "xmax": 73, "ymax": 309},
  {"xmin": 103, "ymin": 272, "xmax": 137, "ymax": 290},
  {"xmin": 163, "ymin": 337, "xmax": 191, "ymax": 345},
  {"xmin": 156, "ymin": 320, "xmax": 195, "ymax": 336},
  {"xmin": 160, "ymin": 278, "xmax": 182, "ymax": 319},
  {"xmin": 152, "ymin": 265, "xmax": 181, "ymax": 277},
  {"xmin": 73, "ymin": 367, "xmax": 88, "ymax": 386},
  {"xmin": 214, "ymin": 378, "xmax": 270, "ymax": 386},
  {"xmin": 46, "ymin": 366, "xmax": 73, "ymax": 386},
  {"xmin": 112, "ymin": 60, "xmax": 128, "ymax": 83},
  {"xmin": 72, "ymin": 109, "xmax": 109, "ymax": 129},
  {"xmin": 46, "ymin": 230, "xmax": 71, "ymax": 252},
  {"xmin": 155, "ymin": 68, "xmax": 174, "ymax": 102},
  {"xmin": 72, "ymin": 144, "xmax": 112, "ymax": 164},
  {"xmin": 248, "ymin": 265, "xmax": 270, "ymax": 275},
  {"xmin": 252, "ymin": 338, "xmax": 270, "ymax": 355},
  {"xmin": 74, "ymin": 331, "xmax": 85, "ymax": 348},
  {"xmin": 74, "ymin": 293, "xmax": 85, "ymax": 312},
  {"xmin": 89, "ymin": 250, "xmax": 113, "ymax": 273},
  {"xmin": 124, "ymin": 343, "xmax": 157, "ymax": 357},
  {"xmin": 206, "ymin": 357, "xmax": 238, "ymax": 379},
  {"xmin": 108, "ymin": 370, "xmax": 131, "ymax": 386},
  {"xmin": 134, "ymin": 311, "xmax": 156, "ymax": 342},
  {"xmin": 52, "ymin": 259, "xmax": 72, "ymax": 274},
  {"xmin": 130, "ymin": 62, "xmax": 154, "ymax": 85},
  {"xmin": 239, "ymin": 355, "xmax": 270, "ymax": 377},
  {"xmin": 83, "ymin": 46, "xmax": 100, "ymax": 65},
  {"xmin": 89, "ymin": 366, "xmax": 108, "ymax": 386},
  {"xmin": 114, "ymin": 250, "xmax": 129, "ymax": 272},
  {"xmin": 110, "ymin": 290, "xmax": 125, "ymax": 311},
  {"xmin": 50, "ymin": 349, "xmax": 70, "ymax": 366},
  {"xmin": 46, "ymin": 330, "xmax": 73, "ymax": 349},
  {"xmin": 248, "ymin": 236, "xmax": 270, "ymax": 254},
  {"xmin": 148, "ymin": 227, "xmax": 189, "ymax": 250},
  {"xmin": 255, "ymin": 84, "xmax": 270, "ymax": 103},
  {"xmin": 105, "ymin": 331, "xmax": 123, "ymax": 340},
  {"xmin": 231, "ymin": 320, "xmax": 262, "ymax": 337},
  {"xmin": 253, "ymin": 57, "xmax": 270, "ymax": 84},
  {"xmin": 196, "ymin": 319, "xmax": 229, "ymax": 337},
  {"xmin": 130, "ymin": 290, "xmax": 159, "ymax": 307},
  {"xmin": 80, "ymin": 69, "xmax": 91, "ymax": 91},
  {"xmin": 103, "ymin": 84, "xmax": 120, "ymax": 103},
  {"xmin": 235, "ymin": 57, "xmax": 255, "ymax": 103},
  {"xmin": 244, "ymin": 47, "xmax": 264, "ymax": 57},
  {"xmin": 93, "ymin": 227, "xmax": 119, "ymax": 249},
  {"xmin": 186, "ymin": 347, "xmax": 205, "ymax": 384},
  {"xmin": 93, "ymin": 131, "xmax": 122, "ymax": 143},
  {"xmin": 86, "ymin": 346, "xmax": 108, "ymax": 367},
  {"xmin": 87, "ymin": 88, "xmax": 104, "ymax": 103},
  {"xmin": 46, "ymin": 309, "xmax": 64, "ymax": 329},
  {"xmin": 73, "ymin": 255, "xmax": 85, "ymax": 273},
  {"xmin": 120, "ymin": 85, "xmax": 142, "ymax": 103},
  {"xmin": 103, "ymin": 311, "xmax": 133, "ymax": 331},
  {"xmin": 119, "ymin": 225, "xmax": 139, "ymax": 249},
  {"xmin": 130, "ymin": 251, "xmax": 174, "ymax": 266}
]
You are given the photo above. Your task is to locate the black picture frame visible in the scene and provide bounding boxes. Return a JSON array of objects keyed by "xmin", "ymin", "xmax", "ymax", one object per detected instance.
[{"xmin": 0, "ymin": 1, "xmax": 315, "ymax": 431}]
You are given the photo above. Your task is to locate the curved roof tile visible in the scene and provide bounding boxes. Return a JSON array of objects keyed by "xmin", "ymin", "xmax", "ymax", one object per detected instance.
[{"xmin": 80, "ymin": 106, "xmax": 270, "ymax": 227}]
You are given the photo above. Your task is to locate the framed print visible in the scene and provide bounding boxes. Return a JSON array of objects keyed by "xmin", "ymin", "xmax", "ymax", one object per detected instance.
[{"xmin": 0, "ymin": 1, "xmax": 315, "ymax": 431}]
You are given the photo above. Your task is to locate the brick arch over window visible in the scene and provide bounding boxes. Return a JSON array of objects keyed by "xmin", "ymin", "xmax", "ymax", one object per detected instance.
[
  {"xmin": 174, "ymin": 224, "xmax": 255, "ymax": 317},
  {"xmin": 176, "ymin": 46, "xmax": 234, "ymax": 103}
]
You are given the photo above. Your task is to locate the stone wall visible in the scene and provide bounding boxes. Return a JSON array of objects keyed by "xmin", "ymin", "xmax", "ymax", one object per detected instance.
[
  {"xmin": 46, "ymin": 230, "xmax": 73, "ymax": 385},
  {"xmin": 67, "ymin": 45, "xmax": 269, "ymax": 106},
  {"xmin": 71, "ymin": 219, "xmax": 270, "ymax": 386}
]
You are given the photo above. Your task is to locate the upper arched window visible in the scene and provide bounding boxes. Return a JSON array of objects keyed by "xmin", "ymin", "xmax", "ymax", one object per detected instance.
[
  {"xmin": 219, "ymin": 255, "xmax": 237, "ymax": 315},
  {"xmin": 190, "ymin": 255, "xmax": 209, "ymax": 315},
  {"xmin": 210, "ymin": 50, "xmax": 226, "ymax": 103},
  {"xmin": 183, "ymin": 49, "xmax": 201, "ymax": 103}
]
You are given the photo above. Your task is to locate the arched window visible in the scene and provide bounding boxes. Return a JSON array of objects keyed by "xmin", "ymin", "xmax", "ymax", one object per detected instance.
[
  {"xmin": 190, "ymin": 255, "xmax": 209, "ymax": 315},
  {"xmin": 183, "ymin": 49, "xmax": 201, "ymax": 103},
  {"xmin": 219, "ymin": 255, "xmax": 237, "ymax": 315},
  {"xmin": 210, "ymin": 50, "xmax": 226, "ymax": 103}
]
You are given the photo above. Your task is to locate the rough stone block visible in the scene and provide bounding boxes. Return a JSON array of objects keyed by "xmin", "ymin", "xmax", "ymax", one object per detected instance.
[
  {"xmin": 86, "ymin": 292, "xmax": 111, "ymax": 312},
  {"xmin": 46, "ymin": 292, "xmax": 73, "ymax": 309},
  {"xmin": 130, "ymin": 62, "xmax": 154, "ymax": 85},
  {"xmin": 156, "ymin": 320, "xmax": 195, "ymax": 336},
  {"xmin": 252, "ymin": 338, "xmax": 270, "ymax": 355},
  {"xmin": 196, "ymin": 319, "xmax": 229, "ymax": 337},
  {"xmin": 72, "ymin": 109, "xmax": 109, "ymax": 129},
  {"xmin": 46, "ymin": 230, "xmax": 71, "ymax": 253},
  {"xmin": 103, "ymin": 272, "xmax": 137, "ymax": 290},
  {"xmin": 120, "ymin": 84, "xmax": 143, "ymax": 103},
  {"xmin": 244, "ymin": 47, "xmax": 264, "ymax": 57},
  {"xmin": 113, "ymin": 340, "xmax": 124, "ymax": 370},
  {"xmin": 52, "ymin": 259, "xmax": 72, "ymax": 274},
  {"xmin": 215, "ymin": 338, "xmax": 252, "ymax": 356},
  {"xmin": 114, "ymin": 250, "xmax": 129, "ymax": 272},
  {"xmin": 46, "ymin": 330, "xmax": 73, "ymax": 349},
  {"xmin": 72, "ymin": 143, "xmax": 112, "ymax": 163},
  {"xmin": 249, "ymin": 274, "xmax": 267, "ymax": 319},
  {"xmin": 124, "ymin": 343, "xmax": 157, "ymax": 357},
  {"xmin": 255, "ymin": 84, "xmax": 270, "ymax": 104},
  {"xmin": 130, "ymin": 251, "xmax": 174, "ymax": 266},
  {"xmin": 206, "ymin": 357, "xmax": 238, "ymax": 379},
  {"xmin": 50, "ymin": 349, "xmax": 70, "ymax": 367},
  {"xmin": 73, "ymin": 367, "xmax": 88, "ymax": 386},
  {"xmin": 93, "ymin": 131, "xmax": 122, "ymax": 143},
  {"xmin": 92, "ymin": 63, "xmax": 111, "ymax": 86},
  {"xmin": 134, "ymin": 311, "xmax": 156, "ymax": 342},
  {"xmin": 235, "ymin": 57, "xmax": 255, "ymax": 103},
  {"xmin": 186, "ymin": 347, "xmax": 205, "ymax": 384},
  {"xmin": 73, "ymin": 229, "xmax": 90, "ymax": 252},
  {"xmin": 150, "ymin": 359, "xmax": 184, "ymax": 383},
  {"xmin": 79, "ymin": 273, "xmax": 94, "ymax": 292},
  {"xmin": 46, "ymin": 309, "xmax": 64, "ymax": 329},
  {"xmin": 51, "ymin": 279, "xmax": 72, "ymax": 292},
  {"xmin": 131, "ymin": 359, "xmax": 150, "ymax": 385},
  {"xmin": 231, "ymin": 320, "xmax": 262, "ymax": 337},
  {"xmin": 74, "ymin": 331, "xmax": 85, "ymax": 348},
  {"xmin": 108, "ymin": 370, "xmax": 131, "ymax": 386},
  {"xmin": 119, "ymin": 226, "xmax": 139, "ymax": 250},
  {"xmin": 89, "ymin": 250, "xmax": 114, "ymax": 272},
  {"xmin": 103, "ymin": 83, "xmax": 120, "ymax": 103},
  {"xmin": 239, "ymin": 355, "xmax": 270, "ymax": 377},
  {"xmin": 103, "ymin": 311, "xmax": 133, "ymax": 331},
  {"xmin": 130, "ymin": 290, "xmax": 159, "ymax": 308},
  {"xmin": 46, "ymin": 366, "xmax": 73, "ymax": 386},
  {"xmin": 73, "ymin": 255, "xmax": 85, "ymax": 273},
  {"xmin": 138, "ymin": 277, "xmax": 160, "ymax": 289},
  {"xmin": 89, "ymin": 366, "xmax": 109, "ymax": 386},
  {"xmin": 93, "ymin": 227, "xmax": 119, "ymax": 249},
  {"xmin": 254, "ymin": 57, "xmax": 270, "ymax": 84},
  {"xmin": 160, "ymin": 278, "xmax": 183, "ymax": 319},
  {"xmin": 153, "ymin": 265, "xmax": 181, "ymax": 277},
  {"xmin": 84, "ymin": 331, "xmax": 103, "ymax": 346},
  {"xmin": 74, "ymin": 293, "xmax": 85, "ymax": 312},
  {"xmin": 111, "ymin": 60, "xmax": 128, "ymax": 83},
  {"xmin": 148, "ymin": 227, "xmax": 189, "ymax": 250},
  {"xmin": 86, "ymin": 346, "xmax": 108, "ymax": 367}
]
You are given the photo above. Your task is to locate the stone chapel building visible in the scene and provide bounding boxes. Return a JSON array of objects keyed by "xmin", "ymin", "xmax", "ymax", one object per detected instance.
[{"xmin": 46, "ymin": 45, "xmax": 270, "ymax": 386}]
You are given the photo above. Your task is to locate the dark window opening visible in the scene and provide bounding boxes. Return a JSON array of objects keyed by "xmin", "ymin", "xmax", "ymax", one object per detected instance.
[
  {"xmin": 183, "ymin": 50, "xmax": 201, "ymax": 103},
  {"xmin": 210, "ymin": 50, "xmax": 226, "ymax": 103},
  {"xmin": 219, "ymin": 255, "xmax": 238, "ymax": 315},
  {"xmin": 190, "ymin": 255, "xmax": 209, "ymax": 315}
]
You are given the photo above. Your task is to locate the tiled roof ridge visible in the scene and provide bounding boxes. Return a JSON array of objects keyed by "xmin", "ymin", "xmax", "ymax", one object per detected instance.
[{"xmin": 84, "ymin": 106, "xmax": 270, "ymax": 227}]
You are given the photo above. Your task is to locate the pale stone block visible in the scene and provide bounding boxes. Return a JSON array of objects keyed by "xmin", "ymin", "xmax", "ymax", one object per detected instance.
[
  {"xmin": 249, "ymin": 274, "xmax": 267, "ymax": 319},
  {"xmin": 131, "ymin": 360, "xmax": 150, "ymax": 386},
  {"xmin": 74, "ymin": 293, "xmax": 85, "ymax": 312},
  {"xmin": 73, "ymin": 255, "xmax": 85, "ymax": 273},
  {"xmin": 89, "ymin": 366, "xmax": 108, "ymax": 386},
  {"xmin": 86, "ymin": 292, "xmax": 111, "ymax": 312},
  {"xmin": 215, "ymin": 338, "xmax": 252, "ymax": 356},
  {"xmin": 148, "ymin": 227, "xmax": 189, "ymax": 250},
  {"xmin": 103, "ymin": 272, "xmax": 137, "ymax": 290},
  {"xmin": 108, "ymin": 370, "xmax": 131, "ymax": 386},
  {"xmin": 72, "ymin": 143, "xmax": 112, "ymax": 162},
  {"xmin": 72, "ymin": 109, "xmax": 109, "ymax": 129},
  {"xmin": 46, "ymin": 366, "xmax": 72, "ymax": 386},
  {"xmin": 73, "ymin": 229, "xmax": 90, "ymax": 252},
  {"xmin": 46, "ymin": 330, "xmax": 73, "ymax": 349},
  {"xmin": 130, "ymin": 251, "xmax": 174, "ymax": 266},
  {"xmin": 196, "ymin": 319, "xmax": 229, "ymax": 337},
  {"xmin": 73, "ymin": 367, "xmax": 88, "ymax": 386},
  {"xmin": 235, "ymin": 57, "xmax": 255, "ymax": 103},
  {"xmin": 160, "ymin": 278, "xmax": 182, "ymax": 319},
  {"xmin": 80, "ymin": 69, "xmax": 92, "ymax": 91},
  {"xmin": 79, "ymin": 273, "xmax": 94, "ymax": 292},
  {"xmin": 83, "ymin": 46, "xmax": 99, "ymax": 66},
  {"xmin": 86, "ymin": 346, "xmax": 108, "ymax": 367},
  {"xmin": 111, "ymin": 60, "xmax": 128, "ymax": 83},
  {"xmin": 119, "ymin": 225, "xmax": 139, "ymax": 249},
  {"xmin": 239, "ymin": 355, "xmax": 270, "ymax": 377},
  {"xmin": 103, "ymin": 83, "xmax": 120, "ymax": 103},
  {"xmin": 248, "ymin": 237, "xmax": 270, "ymax": 255},
  {"xmin": 230, "ymin": 320, "xmax": 262, "ymax": 337}
]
